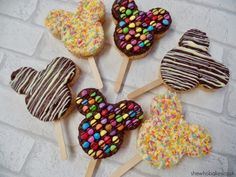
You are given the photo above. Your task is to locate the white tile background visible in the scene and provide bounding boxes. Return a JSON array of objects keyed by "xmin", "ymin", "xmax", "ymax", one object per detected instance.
[{"xmin": 0, "ymin": 0, "xmax": 236, "ymax": 177}]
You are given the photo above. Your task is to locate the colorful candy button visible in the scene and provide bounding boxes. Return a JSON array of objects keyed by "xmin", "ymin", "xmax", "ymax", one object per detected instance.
[
  {"xmin": 89, "ymin": 99, "xmax": 95, "ymax": 105},
  {"xmin": 82, "ymin": 123, "xmax": 90, "ymax": 130},
  {"xmin": 94, "ymin": 113, "xmax": 101, "ymax": 120},
  {"xmin": 94, "ymin": 132, "xmax": 101, "ymax": 140},
  {"xmin": 81, "ymin": 132, "xmax": 89, "ymax": 140},
  {"xmin": 105, "ymin": 124, "xmax": 112, "ymax": 131},
  {"xmin": 110, "ymin": 145, "xmax": 117, "ymax": 152},
  {"xmin": 88, "ymin": 149, "xmax": 95, "ymax": 157},
  {"xmin": 162, "ymin": 19, "xmax": 169, "ymax": 26},
  {"xmin": 88, "ymin": 128, "xmax": 94, "ymax": 135},
  {"xmin": 126, "ymin": 9, "xmax": 132, "ymax": 16},
  {"xmin": 82, "ymin": 141, "xmax": 90, "ymax": 148},
  {"xmin": 95, "ymin": 96, "xmax": 103, "ymax": 103},
  {"xmin": 122, "ymin": 114, "xmax": 129, "ymax": 119},
  {"xmin": 119, "ymin": 7, "xmax": 126, "ymax": 13},
  {"xmin": 96, "ymin": 124, "xmax": 103, "ymax": 131},
  {"xmin": 104, "ymin": 136, "xmax": 112, "ymax": 144},
  {"xmin": 99, "ymin": 140, "xmax": 105, "ymax": 147},
  {"xmin": 129, "ymin": 23, "xmax": 135, "ymax": 28},
  {"xmin": 76, "ymin": 98, "xmax": 83, "ymax": 104},
  {"xmin": 126, "ymin": 44, "xmax": 133, "ymax": 50},
  {"xmin": 91, "ymin": 142, "xmax": 99, "ymax": 151},
  {"xmin": 86, "ymin": 112, "xmax": 93, "ymax": 119},
  {"xmin": 123, "ymin": 27, "xmax": 129, "ymax": 34},
  {"xmin": 112, "ymin": 136, "xmax": 119, "ymax": 143},
  {"xmin": 88, "ymin": 136, "xmax": 94, "ymax": 143},
  {"xmin": 82, "ymin": 99, "xmax": 88, "ymax": 105},
  {"xmin": 119, "ymin": 21, "xmax": 126, "ymax": 27},
  {"xmin": 100, "ymin": 130, "xmax": 107, "ymax": 136},
  {"xmin": 90, "ymin": 105, "xmax": 97, "ymax": 112}
]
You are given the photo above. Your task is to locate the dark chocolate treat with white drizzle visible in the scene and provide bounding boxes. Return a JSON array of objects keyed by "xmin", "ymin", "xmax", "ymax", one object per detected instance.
[
  {"xmin": 10, "ymin": 57, "xmax": 79, "ymax": 121},
  {"xmin": 160, "ymin": 29, "xmax": 230, "ymax": 92}
]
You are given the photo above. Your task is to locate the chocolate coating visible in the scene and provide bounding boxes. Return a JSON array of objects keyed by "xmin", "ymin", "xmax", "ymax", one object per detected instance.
[
  {"xmin": 161, "ymin": 29, "xmax": 230, "ymax": 91},
  {"xmin": 112, "ymin": 0, "xmax": 172, "ymax": 58},
  {"xmin": 10, "ymin": 57, "xmax": 79, "ymax": 121},
  {"xmin": 76, "ymin": 88, "xmax": 144, "ymax": 159}
]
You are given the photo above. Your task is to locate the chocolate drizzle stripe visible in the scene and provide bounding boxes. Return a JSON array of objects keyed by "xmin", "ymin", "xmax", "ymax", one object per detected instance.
[
  {"xmin": 12, "ymin": 68, "xmax": 37, "ymax": 93},
  {"xmin": 27, "ymin": 58, "xmax": 76, "ymax": 121}
]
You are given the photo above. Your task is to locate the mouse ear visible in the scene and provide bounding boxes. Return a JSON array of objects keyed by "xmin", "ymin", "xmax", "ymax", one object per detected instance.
[
  {"xmin": 146, "ymin": 8, "xmax": 172, "ymax": 35},
  {"xmin": 115, "ymin": 100, "xmax": 144, "ymax": 131},
  {"xmin": 184, "ymin": 124, "xmax": 212, "ymax": 157},
  {"xmin": 179, "ymin": 29, "xmax": 210, "ymax": 54},
  {"xmin": 76, "ymin": 88, "xmax": 107, "ymax": 116},
  {"xmin": 112, "ymin": 0, "xmax": 138, "ymax": 21},
  {"xmin": 10, "ymin": 67, "xmax": 38, "ymax": 95},
  {"xmin": 150, "ymin": 92, "xmax": 182, "ymax": 119},
  {"xmin": 45, "ymin": 10, "xmax": 73, "ymax": 39},
  {"xmin": 76, "ymin": 0, "xmax": 105, "ymax": 23}
]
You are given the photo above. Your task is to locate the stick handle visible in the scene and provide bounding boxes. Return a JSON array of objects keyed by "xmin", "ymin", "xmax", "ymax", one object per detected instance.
[
  {"xmin": 85, "ymin": 159, "xmax": 98, "ymax": 177},
  {"xmin": 54, "ymin": 120, "xmax": 68, "ymax": 160},
  {"xmin": 88, "ymin": 57, "xmax": 103, "ymax": 89},
  {"xmin": 110, "ymin": 154, "xmax": 142, "ymax": 177},
  {"xmin": 114, "ymin": 57, "xmax": 129, "ymax": 93},
  {"xmin": 127, "ymin": 79, "xmax": 163, "ymax": 99}
]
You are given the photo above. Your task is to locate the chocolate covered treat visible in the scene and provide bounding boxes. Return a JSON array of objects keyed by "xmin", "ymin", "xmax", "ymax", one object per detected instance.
[
  {"xmin": 10, "ymin": 57, "xmax": 80, "ymax": 121},
  {"xmin": 112, "ymin": 0, "xmax": 172, "ymax": 93},
  {"xmin": 161, "ymin": 29, "xmax": 229, "ymax": 91},
  {"xmin": 76, "ymin": 88, "xmax": 144, "ymax": 159},
  {"xmin": 128, "ymin": 29, "xmax": 230, "ymax": 99},
  {"xmin": 10, "ymin": 57, "xmax": 80, "ymax": 160},
  {"xmin": 112, "ymin": 0, "xmax": 172, "ymax": 59}
]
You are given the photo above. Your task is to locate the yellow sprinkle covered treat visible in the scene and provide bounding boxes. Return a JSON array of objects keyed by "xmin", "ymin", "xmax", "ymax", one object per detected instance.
[
  {"xmin": 45, "ymin": 0, "xmax": 105, "ymax": 57},
  {"xmin": 137, "ymin": 92, "xmax": 212, "ymax": 169}
]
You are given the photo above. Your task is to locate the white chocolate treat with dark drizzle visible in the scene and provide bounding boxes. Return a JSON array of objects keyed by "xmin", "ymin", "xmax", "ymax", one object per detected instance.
[
  {"xmin": 161, "ymin": 29, "xmax": 230, "ymax": 92},
  {"xmin": 10, "ymin": 57, "xmax": 80, "ymax": 122}
]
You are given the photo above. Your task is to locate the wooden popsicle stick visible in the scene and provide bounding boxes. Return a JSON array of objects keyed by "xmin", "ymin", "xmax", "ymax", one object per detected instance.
[
  {"xmin": 114, "ymin": 57, "xmax": 129, "ymax": 93},
  {"xmin": 88, "ymin": 57, "xmax": 103, "ymax": 89},
  {"xmin": 128, "ymin": 79, "xmax": 163, "ymax": 99},
  {"xmin": 110, "ymin": 154, "xmax": 143, "ymax": 177},
  {"xmin": 54, "ymin": 120, "xmax": 68, "ymax": 160},
  {"xmin": 85, "ymin": 159, "xmax": 99, "ymax": 177}
]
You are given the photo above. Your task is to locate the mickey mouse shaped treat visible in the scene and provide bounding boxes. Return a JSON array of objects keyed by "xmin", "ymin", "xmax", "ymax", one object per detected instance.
[
  {"xmin": 10, "ymin": 57, "xmax": 80, "ymax": 160},
  {"xmin": 112, "ymin": 0, "xmax": 172, "ymax": 92},
  {"xmin": 45, "ymin": 0, "xmax": 105, "ymax": 89},
  {"xmin": 111, "ymin": 92, "xmax": 212, "ymax": 177},
  {"xmin": 128, "ymin": 29, "xmax": 230, "ymax": 99},
  {"xmin": 76, "ymin": 88, "xmax": 144, "ymax": 177},
  {"xmin": 76, "ymin": 88, "xmax": 144, "ymax": 159}
]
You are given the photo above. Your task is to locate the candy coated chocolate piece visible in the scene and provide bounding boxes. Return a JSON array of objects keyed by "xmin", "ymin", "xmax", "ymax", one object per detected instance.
[{"xmin": 76, "ymin": 88, "xmax": 144, "ymax": 159}]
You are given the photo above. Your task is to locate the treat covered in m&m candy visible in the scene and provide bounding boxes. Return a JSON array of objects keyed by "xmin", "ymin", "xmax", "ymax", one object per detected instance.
[
  {"xmin": 112, "ymin": 0, "xmax": 172, "ymax": 59},
  {"xmin": 76, "ymin": 88, "xmax": 144, "ymax": 159}
]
